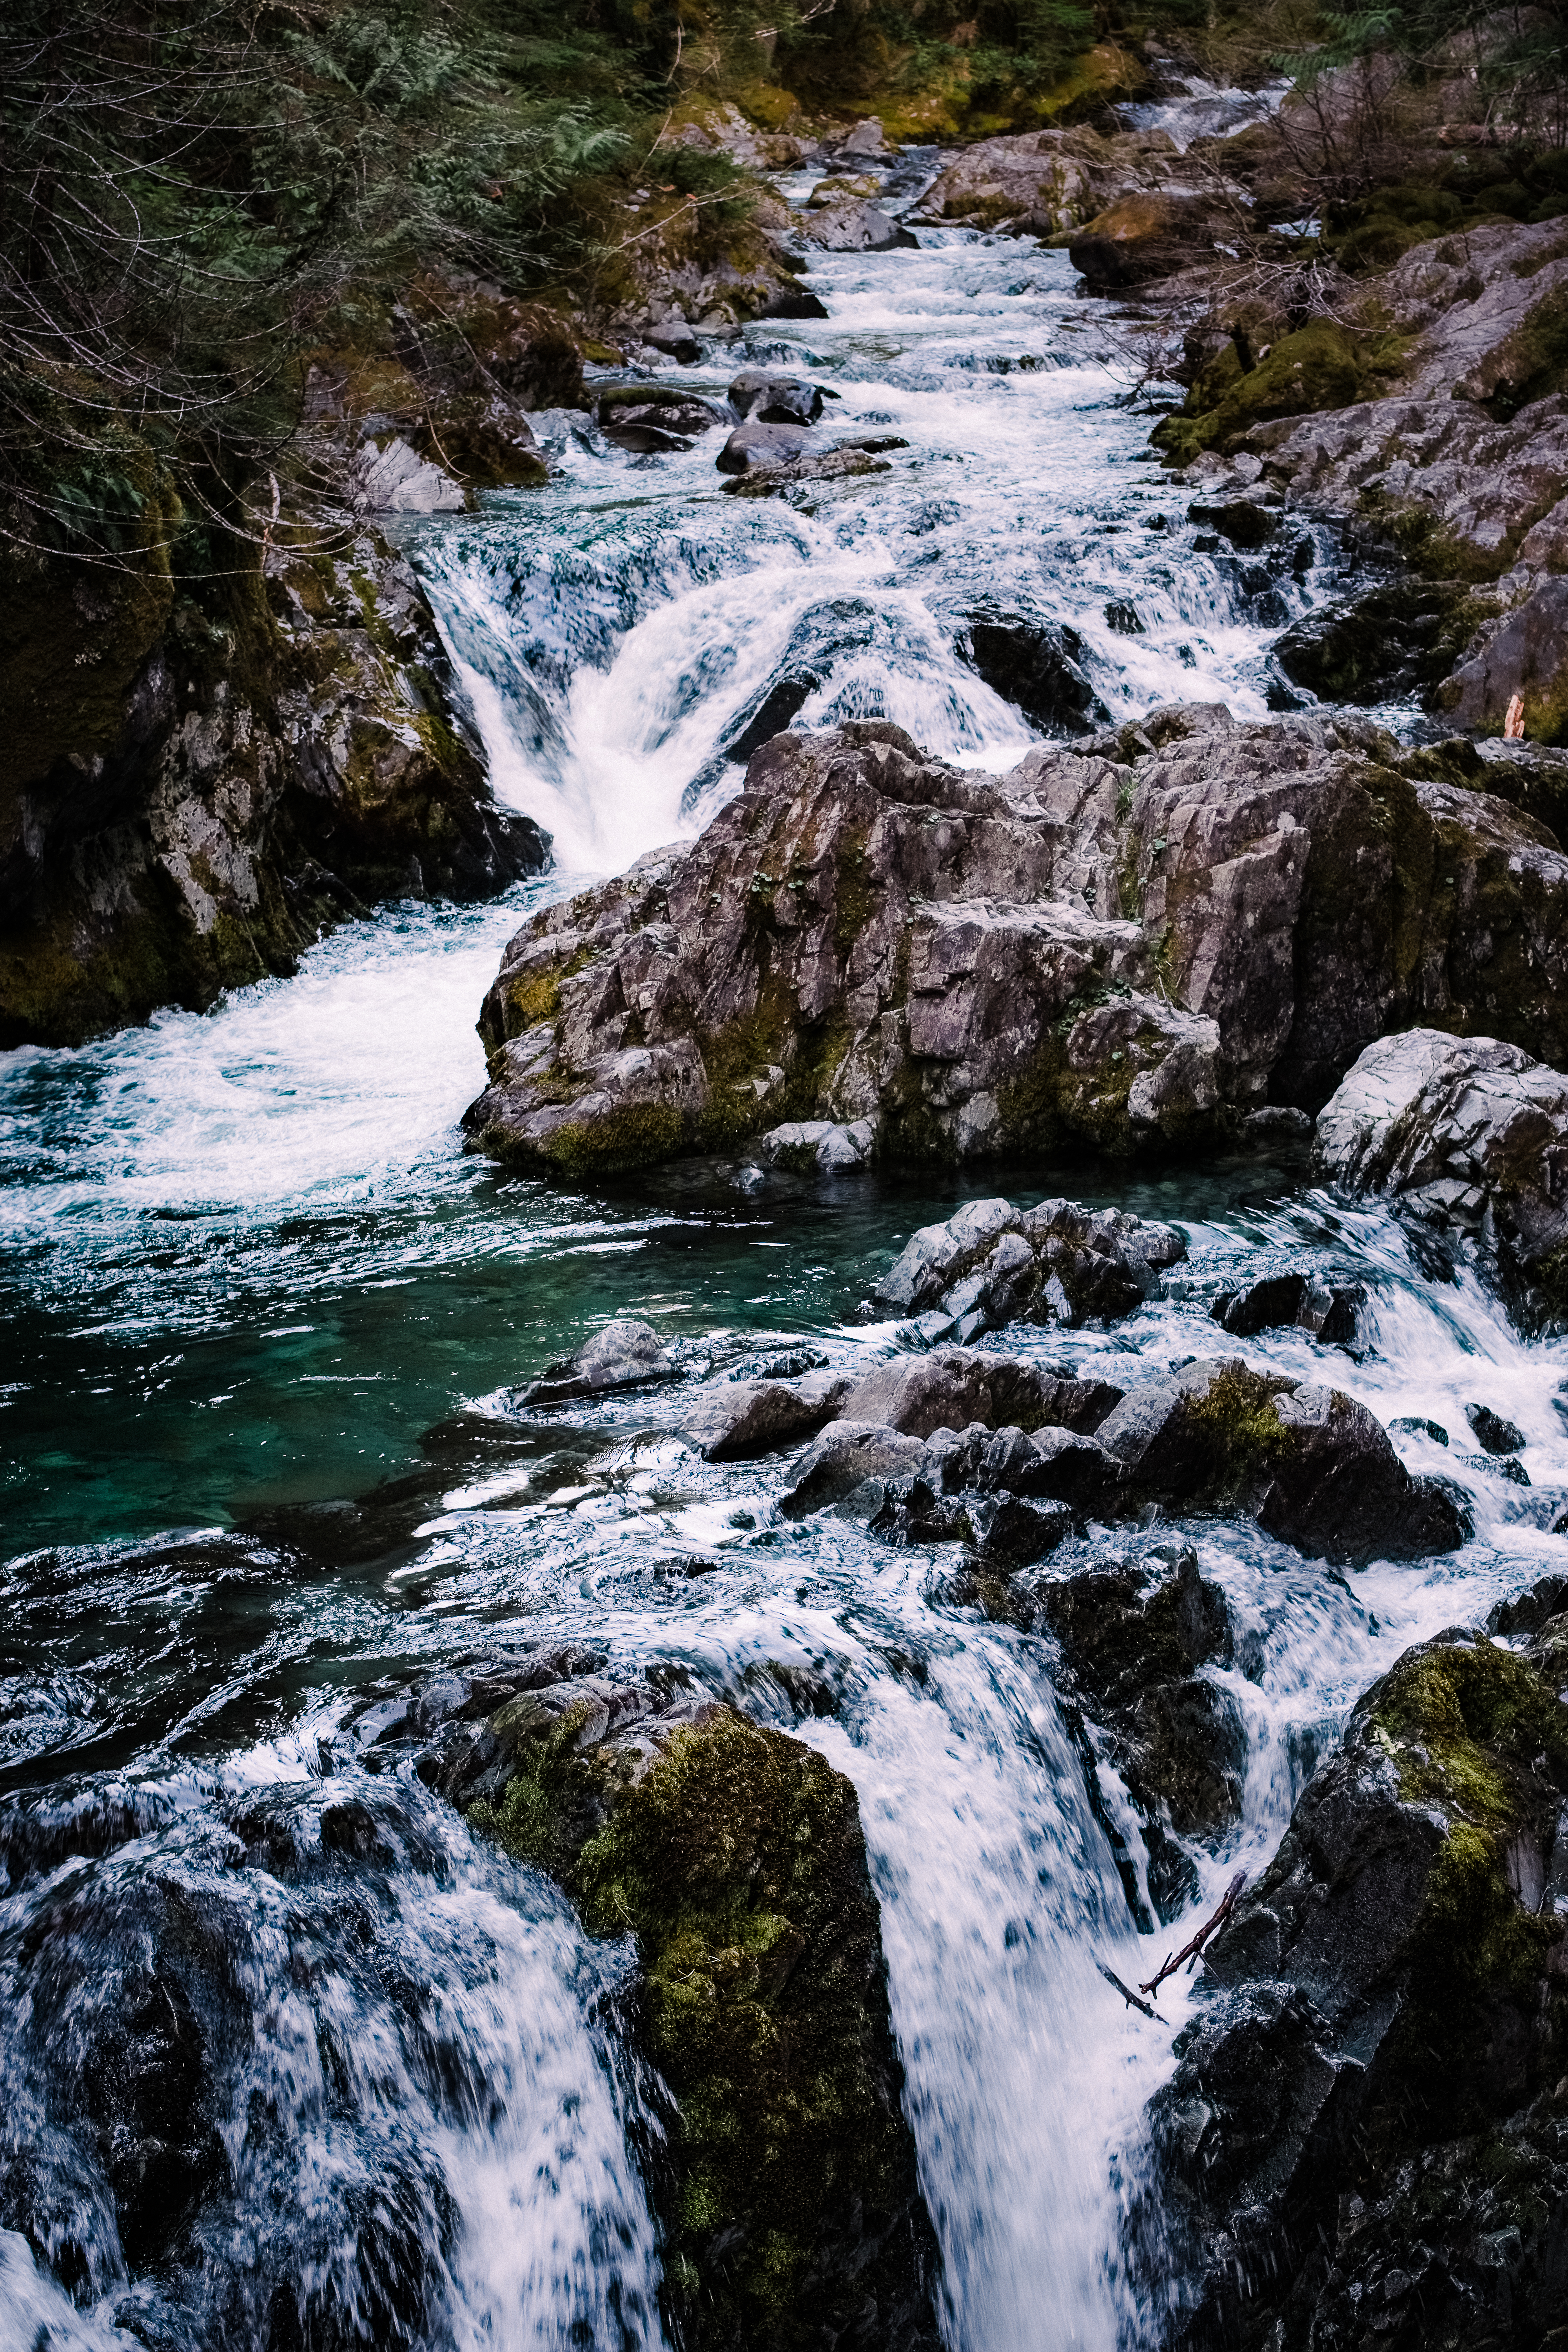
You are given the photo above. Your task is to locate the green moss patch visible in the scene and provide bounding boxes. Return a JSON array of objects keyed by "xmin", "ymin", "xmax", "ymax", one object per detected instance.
[{"xmin": 1152, "ymin": 320, "xmax": 1409, "ymax": 466}]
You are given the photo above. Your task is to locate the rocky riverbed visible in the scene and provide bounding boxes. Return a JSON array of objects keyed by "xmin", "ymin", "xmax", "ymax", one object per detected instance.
[{"xmin": 5, "ymin": 70, "xmax": 1568, "ymax": 2352}]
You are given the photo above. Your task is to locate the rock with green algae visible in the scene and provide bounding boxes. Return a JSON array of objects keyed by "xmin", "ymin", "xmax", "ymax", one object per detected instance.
[
  {"xmin": 1126, "ymin": 1625, "xmax": 1568, "ymax": 2351},
  {"xmin": 462, "ymin": 1684, "xmax": 944, "ymax": 2352},
  {"xmin": 460, "ymin": 702, "xmax": 1568, "ymax": 1180}
]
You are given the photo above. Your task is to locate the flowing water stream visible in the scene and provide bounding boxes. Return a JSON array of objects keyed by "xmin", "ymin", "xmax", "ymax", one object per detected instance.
[{"xmin": 3, "ymin": 152, "xmax": 1564, "ymax": 2352}]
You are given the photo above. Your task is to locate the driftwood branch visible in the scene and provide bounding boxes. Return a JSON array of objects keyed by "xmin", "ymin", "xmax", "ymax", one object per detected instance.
[
  {"xmin": 1138, "ymin": 1872, "xmax": 1247, "ymax": 2000},
  {"xmin": 1097, "ymin": 1960, "xmax": 1161, "ymax": 2020}
]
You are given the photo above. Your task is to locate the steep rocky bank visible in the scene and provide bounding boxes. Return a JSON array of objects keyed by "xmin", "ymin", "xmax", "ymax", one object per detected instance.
[{"xmin": 2, "ymin": 524, "xmax": 548, "ymax": 1047}]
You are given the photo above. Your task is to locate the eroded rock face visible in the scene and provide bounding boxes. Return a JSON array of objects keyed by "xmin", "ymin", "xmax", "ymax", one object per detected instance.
[
  {"xmin": 1315, "ymin": 1029, "xmax": 1568, "ymax": 1314},
  {"xmin": 2, "ymin": 528, "xmax": 549, "ymax": 1048},
  {"xmin": 462, "ymin": 710, "xmax": 1568, "ymax": 1176},
  {"xmin": 440, "ymin": 1678, "xmax": 944, "ymax": 2352},
  {"xmin": 1131, "ymin": 1629, "xmax": 1568, "ymax": 2350},
  {"xmin": 1038, "ymin": 1547, "xmax": 1243, "ymax": 1921}
]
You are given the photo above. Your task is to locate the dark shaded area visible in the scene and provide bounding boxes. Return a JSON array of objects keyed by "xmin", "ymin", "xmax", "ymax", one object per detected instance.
[{"xmin": 958, "ymin": 611, "xmax": 1106, "ymax": 730}]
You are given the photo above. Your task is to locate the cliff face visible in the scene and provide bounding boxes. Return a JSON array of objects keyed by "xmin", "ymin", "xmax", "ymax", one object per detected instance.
[{"xmin": 0, "ymin": 524, "xmax": 548, "ymax": 1049}]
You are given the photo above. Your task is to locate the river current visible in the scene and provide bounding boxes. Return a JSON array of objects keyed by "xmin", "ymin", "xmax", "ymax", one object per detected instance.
[{"xmin": 4, "ymin": 151, "xmax": 1566, "ymax": 2352}]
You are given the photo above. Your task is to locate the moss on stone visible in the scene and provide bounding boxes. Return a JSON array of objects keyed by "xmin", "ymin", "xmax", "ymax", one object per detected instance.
[
  {"xmin": 474, "ymin": 1704, "xmax": 934, "ymax": 2352},
  {"xmin": 1152, "ymin": 320, "xmax": 1409, "ymax": 466},
  {"xmin": 1183, "ymin": 1363, "xmax": 1294, "ymax": 1497}
]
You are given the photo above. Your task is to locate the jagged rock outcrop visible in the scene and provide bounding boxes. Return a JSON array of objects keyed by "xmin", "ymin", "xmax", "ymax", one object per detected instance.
[
  {"xmin": 1316, "ymin": 1028, "xmax": 1568, "ymax": 1314},
  {"xmin": 417, "ymin": 1662, "xmax": 945, "ymax": 2352},
  {"xmin": 873, "ymin": 1193, "xmax": 1186, "ymax": 1339},
  {"xmin": 462, "ymin": 706, "xmax": 1568, "ymax": 1176},
  {"xmin": 2, "ymin": 527, "xmax": 548, "ymax": 1047},
  {"xmin": 1129, "ymin": 1626, "xmax": 1568, "ymax": 2350}
]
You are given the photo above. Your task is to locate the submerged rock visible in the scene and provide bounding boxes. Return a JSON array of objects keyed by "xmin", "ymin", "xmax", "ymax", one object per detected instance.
[
  {"xmin": 1315, "ymin": 1029, "xmax": 1568, "ymax": 1315},
  {"xmin": 1131, "ymin": 1628, "xmax": 1568, "ymax": 2348},
  {"xmin": 463, "ymin": 710, "xmax": 1568, "ymax": 1178},
  {"xmin": 459, "ymin": 1686, "xmax": 943, "ymax": 2350}
]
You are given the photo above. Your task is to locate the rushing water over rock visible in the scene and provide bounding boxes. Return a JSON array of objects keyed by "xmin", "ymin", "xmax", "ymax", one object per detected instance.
[{"xmin": 4, "ymin": 189, "xmax": 1566, "ymax": 2352}]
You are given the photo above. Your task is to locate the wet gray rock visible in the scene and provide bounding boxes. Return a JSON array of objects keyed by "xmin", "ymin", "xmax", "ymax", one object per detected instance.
[
  {"xmin": 598, "ymin": 387, "xmax": 727, "ymax": 448},
  {"xmin": 967, "ymin": 1491, "xmax": 1075, "ymax": 1568},
  {"xmin": 728, "ymin": 369, "xmax": 827, "ymax": 425},
  {"xmin": 959, "ymin": 612, "xmax": 1105, "ymax": 730},
  {"xmin": 1465, "ymin": 1401, "xmax": 1526, "ymax": 1455},
  {"xmin": 716, "ymin": 419, "xmax": 817, "ymax": 473},
  {"xmin": 1130, "ymin": 1628, "xmax": 1568, "ymax": 2350},
  {"xmin": 800, "ymin": 198, "xmax": 918, "ymax": 253},
  {"xmin": 519, "ymin": 1318, "xmax": 677, "ymax": 1405},
  {"xmin": 844, "ymin": 1345, "xmax": 1124, "ymax": 1441},
  {"xmin": 874, "ymin": 1195, "xmax": 1186, "ymax": 1338},
  {"xmin": 464, "ymin": 711, "xmax": 1568, "ymax": 1178},
  {"xmin": 681, "ymin": 1370, "xmax": 853, "ymax": 1463},
  {"xmin": 1209, "ymin": 1270, "xmax": 1364, "ymax": 1344},
  {"xmin": 443, "ymin": 1668, "xmax": 946, "ymax": 2352},
  {"xmin": 1038, "ymin": 1546, "xmax": 1243, "ymax": 1920},
  {"xmin": 1095, "ymin": 1355, "xmax": 1469, "ymax": 1563},
  {"xmin": 757, "ymin": 1117, "xmax": 876, "ymax": 1171},
  {"xmin": 778, "ymin": 1420, "xmax": 933, "ymax": 1518},
  {"xmin": 1315, "ymin": 1029, "xmax": 1568, "ymax": 1315}
]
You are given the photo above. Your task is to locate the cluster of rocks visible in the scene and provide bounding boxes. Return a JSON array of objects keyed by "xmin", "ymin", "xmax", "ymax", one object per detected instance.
[
  {"xmin": 462, "ymin": 706, "xmax": 1568, "ymax": 1181},
  {"xmin": 777, "ymin": 1350, "xmax": 1468, "ymax": 1568},
  {"xmin": 1129, "ymin": 1617, "xmax": 1568, "ymax": 2350},
  {"xmin": 383, "ymin": 1646, "xmax": 944, "ymax": 2352},
  {"xmin": 871, "ymin": 1192, "xmax": 1188, "ymax": 1339},
  {"xmin": 588, "ymin": 363, "xmax": 907, "ymax": 496}
]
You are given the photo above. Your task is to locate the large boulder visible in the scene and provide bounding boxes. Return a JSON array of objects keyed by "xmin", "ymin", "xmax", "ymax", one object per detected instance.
[
  {"xmin": 461, "ymin": 710, "xmax": 1568, "ymax": 1176},
  {"xmin": 1068, "ymin": 191, "xmax": 1228, "ymax": 291},
  {"xmin": 1129, "ymin": 1628, "xmax": 1568, "ymax": 2350},
  {"xmin": 924, "ymin": 123, "xmax": 1214, "ymax": 241},
  {"xmin": 517, "ymin": 1317, "xmax": 676, "ymax": 1405},
  {"xmin": 1315, "ymin": 1029, "xmax": 1568, "ymax": 1314},
  {"xmin": 455, "ymin": 1683, "xmax": 944, "ymax": 2352},
  {"xmin": 800, "ymin": 198, "xmax": 918, "ymax": 252},
  {"xmin": 1094, "ymin": 1356, "xmax": 1468, "ymax": 1563}
]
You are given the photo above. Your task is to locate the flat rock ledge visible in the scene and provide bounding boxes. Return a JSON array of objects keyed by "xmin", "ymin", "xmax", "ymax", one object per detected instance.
[{"xmin": 461, "ymin": 708, "xmax": 1568, "ymax": 1177}]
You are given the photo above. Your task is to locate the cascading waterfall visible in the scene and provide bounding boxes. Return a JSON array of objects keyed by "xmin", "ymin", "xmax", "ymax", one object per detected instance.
[{"xmin": 3, "ymin": 139, "xmax": 1562, "ymax": 2352}]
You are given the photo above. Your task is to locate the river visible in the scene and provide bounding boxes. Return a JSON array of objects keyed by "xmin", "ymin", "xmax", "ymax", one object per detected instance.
[{"xmin": 3, "ymin": 146, "xmax": 1565, "ymax": 2352}]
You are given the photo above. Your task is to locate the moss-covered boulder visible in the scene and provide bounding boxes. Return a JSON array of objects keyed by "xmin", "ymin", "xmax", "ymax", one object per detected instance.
[
  {"xmin": 463, "ymin": 1683, "xmax": 943, "ymax": 2352},
  {"xmin": 1129, "ymin": 1628, "xmax": 1568, "ymax": 2350}
]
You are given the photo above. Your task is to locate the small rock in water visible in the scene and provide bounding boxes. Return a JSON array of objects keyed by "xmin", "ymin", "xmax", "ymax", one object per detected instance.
[
  {"xmin": 1390, "ymin": 1415, "xmax": 1449, "ymax": 1445},
  {"xmin": 874, "ymin": 1195, "xmax": 1185, "ymax": 1340},
  {"xmin": 520, "ymin": 1317, "xmax": 676, "ymax": 1404},
  {"xmin": 1465, "ymin": 1401, "xmax": 1526, "ymax": 1455},
  {"xmin": 727, "ymin": 368, "xmax": 826, "ymax": 425},
  {"xmin": 1209, "ymin": 1271, "xmax": 1363, "ymax": 1345},
  {"xmin": 682, "ymin": 1369, "xmax": 853, "ymax": 1462},
  {"xmin": 716, "ymin": 419, "xmax": 816, "ymax": 474}
]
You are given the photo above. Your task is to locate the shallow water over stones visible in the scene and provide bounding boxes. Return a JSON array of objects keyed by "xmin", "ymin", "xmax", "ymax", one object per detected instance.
[{"xmin": 2, "ymin": 173, "xmax": 1565, "ymax": 2352}]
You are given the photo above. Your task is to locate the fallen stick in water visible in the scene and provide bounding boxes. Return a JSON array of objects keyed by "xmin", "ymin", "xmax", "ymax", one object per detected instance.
[
  {"xmin": 1097, "ymin": 1961, "xmax": 1160, "ymax": 2020},
  {"xmin": 1138, "ymin": 1871, "xmax": 1247, "ymax": 2000}
]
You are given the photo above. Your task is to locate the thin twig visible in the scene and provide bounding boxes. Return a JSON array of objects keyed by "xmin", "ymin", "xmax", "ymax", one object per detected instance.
[
  {"xmin": 1098, "ymin": 1961, "xmax": 1161, "ymax": 2020},
  {"xmin": 1139, "ymin": 1871, "xmax": 1247, "ymax": 2000}
]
